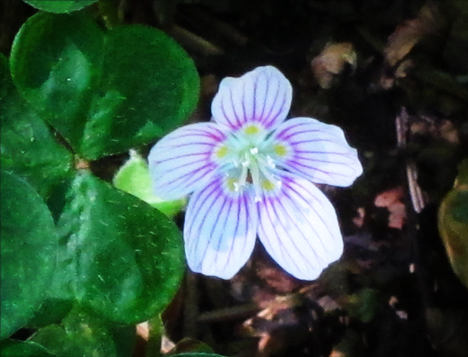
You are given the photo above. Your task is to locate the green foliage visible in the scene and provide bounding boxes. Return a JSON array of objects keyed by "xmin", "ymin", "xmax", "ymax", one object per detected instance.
[
  {"xmin": 331, "ymin": 328, "xmax": 364, "ymax": 357},
  {"xmin": 49, "ymin": 171, "xmax": 185, "ymax": 324},
  {"xmin": 345, "ymin": 288, "xmax": 379, "ymax": 323},
  {"xmin": 0, "ymin": 171, "xmax": 58, "ymax": 340},
  {"xmin": 439, "ymin": 159, "xmax": 468, "ymax": 288},
  {"xmin": 30, "ymin": 307, "xmax": 135, "ymax": 357},
  {"xmin": 113, "ymin": 150, "xmax": 186, "ymax": 218},
  {"xmin": 1, "ymin": 5, "xmax": 196, "ymax": 353},
  {"xmin": 10, "ymin": 11, "xmax": 199, "ymax": 160},
  {"xmin": 1, "ymin": 55, "xmax": 73, "ymax": 199},
  {"xmin": 22, "ymin": 0, "xmax": 98, "ymax": 13},
  {"xmin": 0, "ymin": 340, "xmax": 56, "ymax": 357}
]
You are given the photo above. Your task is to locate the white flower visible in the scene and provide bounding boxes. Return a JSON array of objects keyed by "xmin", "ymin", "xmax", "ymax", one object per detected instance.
[{"xmin": 148, "ymin": 66, "xmax": 363, "ymax": 280}]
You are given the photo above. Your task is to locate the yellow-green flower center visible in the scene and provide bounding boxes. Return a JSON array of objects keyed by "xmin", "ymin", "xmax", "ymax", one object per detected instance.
[{"xmin": 214, "ymin": 124, "xmax": 284, "ymax": 200}]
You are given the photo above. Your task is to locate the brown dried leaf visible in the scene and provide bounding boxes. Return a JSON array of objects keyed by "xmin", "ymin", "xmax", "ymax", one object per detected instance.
[
  {"xmin": 317, "ymin": 295, "xmax": 341, "ymax": 313},
  {"xmin": 256, "ymin": 295, "xmax": 302, "ymax": 322},
  {"xmin": 353, "ymin": 207, "xmax": 366, "ymax": 227},
  {"xmin": 394, "ymin": 59, "xmax": 414, "ymax": 78},
  {"xmin": 254, "ymin": 259, "xmax": 303, "ymax": 294},
  {"xmin": 385, "ymin": 2, "xmax": 442, "ymax": 66},
  {"xmin": 388, "ymin": 201, "xmax": 406, "ymax": 229},
  {"xmin": 374, "ymin": 187, "xmax": 404, "ymax": 207},
  {"xmin": 374, "ymin": 187, "xmax": 406, "ymax": 229},
  {"xmin": 243, "ymin": 295, "xmax": 310, "ymax": 357},
  {"xmin": 439, "ymin": 120, "xmax": 459, "ymax": 144},
  {"xmin": 311, "ymin": 42, "xmax": 357, "ymax": 88}
]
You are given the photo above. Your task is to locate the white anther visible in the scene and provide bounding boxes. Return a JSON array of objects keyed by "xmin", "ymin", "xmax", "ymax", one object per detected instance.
[
  {"xmin": 250, "ymin": 147, "xmax": 259, "ymax": 155},
  {"xmin": 266, "ymin": 156, "xmax": 276, "ymax": 168}
]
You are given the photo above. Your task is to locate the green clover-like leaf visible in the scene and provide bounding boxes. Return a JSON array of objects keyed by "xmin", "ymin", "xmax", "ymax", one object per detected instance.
[
  {"xmin": 49, "ymin": 171, "xmax": 185, "ymax": 324},
  {"xmin": 1, "ymin": 54, "xmax": 73, "ymax": 199},
  {"xmin": 11, "ymin": 12, "xmax": 199, "ymax": 160},
  {"xmin": 23, "ymin": 0, "xmax": 98, "ymax": 14},
  {"xmin": 0, "ymin": 171, "xmax": 58, "ymax": 340}
]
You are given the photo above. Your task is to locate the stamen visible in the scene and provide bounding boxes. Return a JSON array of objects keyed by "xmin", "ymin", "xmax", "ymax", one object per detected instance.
[
  {"xmin": 241, "ymin": 152, "xmax": 251, "ymax": 167},
  {"xmin": 238, "ymin": 164, "xmax": 248, "ymax": 187},
  {"xmin": 221, "ymin": 124, "xmax": 282, "ymax": 199},
  {"xmin": 265, "ymin": 155, "xmax": 276, "ymax": 168},
  {"xmin": 258, "ymin": 164, "xmax": 282, "ymax": 190},
  {"xmin": 249, "ymin": 161, "xmax": 263, "ymax": 201}
]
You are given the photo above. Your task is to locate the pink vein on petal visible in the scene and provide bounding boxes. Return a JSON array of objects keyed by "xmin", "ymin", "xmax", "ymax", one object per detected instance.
[
  {"xmin": 286, "ymin": 160, "xmax": 354, "ymax": 178},
  {"xmin": 259, "ymin": 197, "xmax": 315, "ymax": 273},
  {"xmin": 159, "ymin": 162, "xmax": 215, "ymax": 189},
  {"xmin": 285, "ymin": 179, "xmax": 337, "ymax": 255},
  {"xmin": 269, "ymin": 190, "xmax": 324, "ymax": 268},
  {"xmin": 188, "ymin": 180, "xmax": 222, "ymax": 260},
  {"xmin": 221, "ymin": 194, "xmax": 249, "ymax": 272}
]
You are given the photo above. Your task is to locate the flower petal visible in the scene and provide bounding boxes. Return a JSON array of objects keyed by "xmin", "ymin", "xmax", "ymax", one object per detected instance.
[
  {"xmin": 184, "ymin": 176, "xmax": 257, "ymax": 279},
  {"xmin": 257, "ymin": 172, "xmax": 343, "ymax": 280},
  {"xmin": 211, "ymin": 66, "xmax": 292, "ymax": 130},
  {"xmin": 148, "ymin": 123, "xmax": 226, "ymax": 200},
  {"xmin": 272, "ymin": 117, "xmax": 363, "ymax": 187}
]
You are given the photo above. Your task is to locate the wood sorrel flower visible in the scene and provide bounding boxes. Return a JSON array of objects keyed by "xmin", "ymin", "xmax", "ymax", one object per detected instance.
[{"xmin": 148, "ymin": 66, "xmax": 362, "ymax": 280}]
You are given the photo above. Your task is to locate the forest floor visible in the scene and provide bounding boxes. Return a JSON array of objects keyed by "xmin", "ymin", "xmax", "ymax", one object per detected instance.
[
  {"xmin": 134, "ymin": 1, "xmax": 467, "ymax": 356},
  {"xmin": 3, "ymin": 0, "xmax": 468, "ymax": 356}
]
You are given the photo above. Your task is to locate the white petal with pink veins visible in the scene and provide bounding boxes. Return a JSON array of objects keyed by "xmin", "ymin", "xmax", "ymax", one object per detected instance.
[
  {"xmin": 257, "ymin": 172, "xmax": 343, "ymax": 280},
  {"xmin": 184, "ymin": 176, "xmax": 257, "ymax": 279},
  {"xmin": 272, "ymin": 118, "xmax": 363, "ymax": 187},
  {"xmin": 211, "ymin": 66, "xmax": 292, "ymax": 130},
  {"xmin": 148, "ymin": 123, "xmax": 226, "ymax": 200}
]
